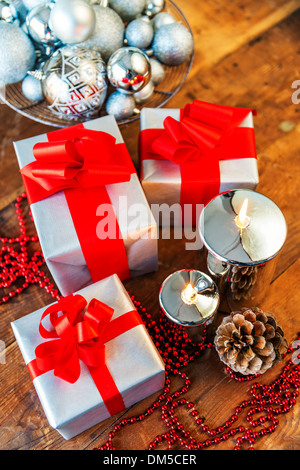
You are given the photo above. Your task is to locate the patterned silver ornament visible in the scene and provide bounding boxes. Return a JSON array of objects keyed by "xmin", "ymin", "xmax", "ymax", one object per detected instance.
[
  {"xmin": 49, "ymin": 0, "xmax": 96, "ymax": 44},
  {"xmin": 80, "ymin": 6, "xmax": 124, "ymax": 62},
  {"xmin": 152, "ymin": 22, "xmax": 193, "ymax": 65},
  {"xmin": 151, "ymin": 11, "xmax": 175, "ymax": 31},
  {"xmin": 109, "ymin": 0, "xmax": 146, "ymax": 22},
  {"xmin": 149, "ymin": 57, "xmax": 164, "ymax": 85},
  {"xmin": 143, "ymin": 0, "xmax": 164, "ymax": 17},
  {"xmin": 22, "ymin": 73, "xmax": 43, "ymax": 101},
  {"xmin": 0, "ymin": 22, "xmax": 36, "ymax": 84},
  {"xmin": 134, "ymin": 79, "xmax": 154, "ymax": 103},
  {"xmin": 106, "ymin": 90, "xmax": 136, "ymax": 120},
  {"xmin": 107, "ymin": 46, "xmax": 151, "ymax": 94},
  {"xmin": 41, "ymin": 45, "xmax": 107, "ymax": 120},
  {"xmin": 26, "ymin": 3, "xmax": 60, "ymax": 47},
  {"xmin": 125, "ymin": 17, "xmax": 153, "ymax": 49}
]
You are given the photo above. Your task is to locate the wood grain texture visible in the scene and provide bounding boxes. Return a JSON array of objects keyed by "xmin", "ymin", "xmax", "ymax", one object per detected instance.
[{"xmin": 0, "ymin": 0, "xmax": 299, "ymax": 450}]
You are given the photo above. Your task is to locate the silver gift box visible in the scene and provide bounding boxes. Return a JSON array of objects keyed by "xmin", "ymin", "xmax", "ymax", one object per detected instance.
[
  {"xmin": 14, "ymin": 115, "xmax": 158, "ymax": 297},
  {"xmin": 140, "ymin": 108, "xmax": 259, "ymax": 226},
  {"xmin": 11, "ymin": 274, "xmax": 165, "ymax": 440}
]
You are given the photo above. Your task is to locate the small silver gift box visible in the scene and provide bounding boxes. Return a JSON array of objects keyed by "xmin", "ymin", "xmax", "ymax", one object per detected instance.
[
  {"xmin": 140, "ymin": 107, "xmax": 259, "ymax": 226},
  {"xmin": 11, "ymin": 274, "xmax": 165, "ymax": 440},
  {"xmin": 13, "ymin": 115, "xmax": 158, "ymax": 297}
]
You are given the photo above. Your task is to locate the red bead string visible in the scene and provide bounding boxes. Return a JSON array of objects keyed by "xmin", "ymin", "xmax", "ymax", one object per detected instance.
[
  {"xmin": 0, "ymin": 193, "xmax": 61, "ymax": 304},
  {"xmin": 1, "ymin": 195, "xmax": 299, "ymax": 450},
  {"xmin": 94, "ymin": 297, "xmax": 300, "ymax": 451}
]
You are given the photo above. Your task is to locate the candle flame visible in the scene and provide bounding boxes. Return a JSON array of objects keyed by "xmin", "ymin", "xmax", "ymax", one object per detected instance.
[
  {"xmin": 181, "ymin": 283, "xmax": 197, "ymax": 305},
  {"xmin": 235, "ymin": 198, "xmax": 250, "ymax": 229}
]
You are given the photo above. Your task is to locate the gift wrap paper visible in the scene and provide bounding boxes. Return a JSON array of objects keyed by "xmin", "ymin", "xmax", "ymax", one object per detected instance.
[
  {"xmin": 140, "ymin": 108, "xmax": 259, "ymax": 226},
  {"xmin": 11, "ymin": 274, "xmax": 165, "ymax": 439},
  {"xmin": 14, "ymin": 115, "xmax": 158, "ymax": 297}
]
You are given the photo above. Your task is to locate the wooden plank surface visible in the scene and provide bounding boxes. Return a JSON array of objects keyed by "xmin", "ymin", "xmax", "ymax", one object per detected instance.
[{"xmin": 0, "ymin": 0, "xmax": 300, "ymax": 451}]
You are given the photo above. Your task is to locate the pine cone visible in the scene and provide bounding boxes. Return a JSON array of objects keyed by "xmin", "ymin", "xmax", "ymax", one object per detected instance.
[
  {"xmin": 214, "ymin": 307, "xmax": 288, "ymax": 375},
  {"xmin": 230, "ymin": 266, "xmax": 258, "ymax": 301}
]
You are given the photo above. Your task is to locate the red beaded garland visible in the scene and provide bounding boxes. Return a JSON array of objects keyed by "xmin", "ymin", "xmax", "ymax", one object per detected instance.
[
  {"xmin": 1, "ymin": 195, "xmax": 299, "ymax": 451},
  {"xmin": 93, "ymin": 297, "xmax": 300, "ymax": 451}
]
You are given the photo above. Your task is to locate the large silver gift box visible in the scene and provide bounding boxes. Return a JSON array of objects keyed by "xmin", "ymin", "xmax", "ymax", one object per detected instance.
[
  {"xmin": 140, "ymin": 108, "xmax": 259, "ymax": 226},
  {"xmin": 14, "ymin": 115, "xmax": 158, "ymax": 297},
  {"xmin": 11, "ymin": 274, "xmax": 165, "ymax": 440}
]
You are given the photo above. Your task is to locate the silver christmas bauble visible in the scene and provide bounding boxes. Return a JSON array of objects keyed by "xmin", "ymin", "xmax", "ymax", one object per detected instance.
[
  {"xmin": 152, "ymin": 23, "xmax": 193, "ymax": 65},
  {"xmin": 80, "ymin": 6, "xmax": 124, "ymax": 62},
  {"xmin": 106, "ymin": 90, "xmax": 136, "ymax": 120},
  {"xmin": 0, "ymin": 22, "xmax": 36, "ymax": 84},
  {"xmin": 125, "ymin": 17, "xmax": 153, "ymax": 49},
  {"xmin": 149, "ymin": 57, "xmax": 164, "ymax": 85},
  {"xmin": 134, "ymin": 79, "xmax": 154, "ymax": 103},
  {"xmin": 151, "ymin": 11, "xmax": 175, "ymax": 31},
  {"xmin": 144, "ymin": 0, "xmax": 164, "ymax": 17},
  {"xmin": 49, "ymin": 0, "xmax": 96, "ymax": 44},
  {"xmin": 26, "ymin": 3, "xmax": 60, "ymax": 47},
  {"xmin": 109, "ymin": 0, "xmax": 146, "ymax": 22},
  {"xmin": 107, "ymin": 46, "xmax": 151, "ymax": 94},
  {"xmin": 22, "ymin": 73, "xmax": 43, "ymax": 101},
  {"xmin": 41, "ymin": 45, "xmax": 107, "ymax": 120}
]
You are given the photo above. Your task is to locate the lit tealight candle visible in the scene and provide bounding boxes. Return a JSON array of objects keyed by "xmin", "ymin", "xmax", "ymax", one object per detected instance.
[
  {"xmin": 234, "ymin": 198, "xmax": 250, "ymax": 229},
  {"xmin": 159, "ymin": 269, "xmax": 220, "ymax": 328}
]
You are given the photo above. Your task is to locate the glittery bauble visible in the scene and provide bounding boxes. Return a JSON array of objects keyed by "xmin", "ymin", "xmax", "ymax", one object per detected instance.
[
  {"xmin": 134, "ymin": 79, "xmax": 154, "ymax": 104},
  {"xmin": 149, "ymin": 57, "xmax": 164, "ymax": 85},
  {"xmin": 152, "ymin": 23, "xmax": 193, "ymax": 65},
  {"xmin": 49, "ymin": 0, "xmax": 96, "ymax": 44},
  {"xmin": 80, "ymin": 6, "xmax": 124, "ymax": 62},
  {"xmin": 107, "ymin": 46, "xmax": 151, "ymax": 94},
  {"xmin": 151, "ymin": 11, "xmax": 175, "ymax": 31},
  {"xmin": 106, "ymin": 90, "xmax": 136, "ymax": 120},
  {"xmin": 22, "ymin": 74, "xmax": 43, "ymax": 101},
  {"xmin": 26, "ymin": 4, "xmax": 60, "ymax": 47},
  {"xmin": 0, "ymin": 22, "xmax": 36, "ymax": 84},
  {"xmin": 42, "ymin": 45, "xmax": 107, "ymax": 120},
  {"xmin": 109, "ymin": 0, "xmax": 146, "ymax": 22},
  {"xmin": 125, "ymin": 18, "xmax": 153, "ymax": 49},
  {"xmin": 144, "ymin": 0, "xmax": 165, "ymax": 17}
]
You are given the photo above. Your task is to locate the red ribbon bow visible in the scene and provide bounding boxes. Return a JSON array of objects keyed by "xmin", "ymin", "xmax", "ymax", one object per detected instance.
[
  {"xmin": 34, "ymin": 295, "xmax": 114, "ymax": 384},
  {"xmin": 21, "ymin": 127, "xmax": 132, "ymax": 203}
]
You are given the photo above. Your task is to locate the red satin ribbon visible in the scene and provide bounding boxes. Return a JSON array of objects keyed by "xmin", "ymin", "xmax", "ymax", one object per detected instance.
[
  {"xmin": 27, "ymin": 295, "xmax": 143, "ymax": 417},
  {"xmin": 140, "ymin": 100, "xmax": 257, "ymax": 222},
  {"xmin": 20, "ymin": 124, "xmax": 136, "ymax": 284}
]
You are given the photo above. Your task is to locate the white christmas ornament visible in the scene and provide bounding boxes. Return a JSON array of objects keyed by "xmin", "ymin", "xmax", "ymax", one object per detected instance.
[
  {"xmin": 151, "ymin": 11, "xmax": 175, "ymax": 31},
  {"xmin": 49, "ymin": 0, "xmax": 96, "ymax": 44},
  {"xmin": 106, "ymin": 91, "xmax": 136, "ymax": 120},
  {"xmin": 22, "ymin": 74, "xmax": 43, "ymax": 101},
  {"xmin": 0, "ymin": 22, "xmax": 36, "ymax": 84},
  {"xmin": 109, "ymin": 0, "xmax": 146, "ymax": 22},
  {"xmin": 152, "ymin": 22, "xmax": 193, "ymax": 65},
  {"xmin": 125, "ymin": 17, "xmax": 153, "ymax": 49},
  {"xmin": 144, "ymin": 0, "xmax": 165, "ymax": 17},
  {"xmin": 80, "ymin": 6, "xmax": 124, "ymax": 62}
]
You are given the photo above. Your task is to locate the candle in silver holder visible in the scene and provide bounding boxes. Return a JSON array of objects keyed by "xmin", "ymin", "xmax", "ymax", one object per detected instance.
[
  {"xmin": 199, "ymin": 189, "xmax": 287, "ymax": 313},
  {"xmin": 159, "ymin": 269, "xmax": 219, "ymax": 339}
]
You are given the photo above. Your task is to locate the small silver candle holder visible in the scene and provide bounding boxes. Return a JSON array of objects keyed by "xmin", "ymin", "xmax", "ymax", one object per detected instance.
[
  {"xmin": 159, "ymin": 269, "xmax": 220, "ymax": 340},
  {"xmin": 199, "ymin": 189, "xmax": 287, "ymax": 313}
]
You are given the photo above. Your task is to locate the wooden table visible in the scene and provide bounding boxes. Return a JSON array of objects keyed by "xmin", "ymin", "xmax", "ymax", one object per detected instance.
[{"xmin": 0, "ymin": 0, "xmax": 299, "ymax": 451}]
